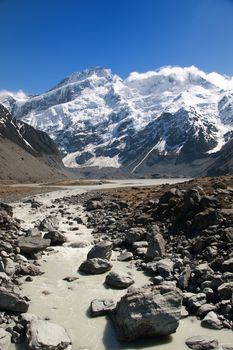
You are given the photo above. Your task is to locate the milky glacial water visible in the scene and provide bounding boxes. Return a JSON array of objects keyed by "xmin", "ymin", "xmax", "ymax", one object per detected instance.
[{"xmin": 10, "ymin": 179, "xmax": 233, "ymax": 350}]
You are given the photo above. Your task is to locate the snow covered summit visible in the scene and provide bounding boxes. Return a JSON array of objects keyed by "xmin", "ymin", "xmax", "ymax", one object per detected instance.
[{"xmin": 1, "ymin": 65, "xmax": 233, "ymax": 176}]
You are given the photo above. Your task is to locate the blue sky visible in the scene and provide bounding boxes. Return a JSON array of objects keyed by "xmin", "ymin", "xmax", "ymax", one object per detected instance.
[{"xmin": 1, "ymin": 0, "xmax": 233, "ymax": 93}]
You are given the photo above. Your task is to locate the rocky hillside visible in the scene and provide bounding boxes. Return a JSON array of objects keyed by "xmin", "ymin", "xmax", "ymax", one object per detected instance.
[
  {"xmin": 1, "ymin": 66, "xmax": 233, "ymax": 177},
  {"xmin": 0, "ymin": 104, "xmax": 66, "ymax": 182}
]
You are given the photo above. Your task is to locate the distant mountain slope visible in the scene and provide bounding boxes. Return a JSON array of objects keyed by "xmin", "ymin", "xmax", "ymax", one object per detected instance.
[
  {"xmin": 1, "ymin": 66, "xmax": 233, "ymax": 177},
  {"xmin": 0, "ymin": 104, "xmax": 66, "ymax": 182}
]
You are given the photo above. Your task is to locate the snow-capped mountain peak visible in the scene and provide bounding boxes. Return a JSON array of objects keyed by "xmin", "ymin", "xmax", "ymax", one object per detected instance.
[{"xmin": 1, "ymin": 65, "xmax": 233, "ymax": 175}]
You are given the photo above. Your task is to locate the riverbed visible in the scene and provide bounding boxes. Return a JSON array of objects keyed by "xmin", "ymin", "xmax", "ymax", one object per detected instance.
[{"xmin": 10, "ymin": 179, "xmax": 233, "ymax": 350}]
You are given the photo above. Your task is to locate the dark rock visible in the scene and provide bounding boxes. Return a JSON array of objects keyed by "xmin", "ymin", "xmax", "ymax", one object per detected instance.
[
  {"xmin": 146, "ymin": 232, "xmax": 166, "ymax": 261},
  {"xmin": 117, "ymin": 251, "xmax": 133, "ymax": 262},
  {"xmin": 87, "ymin": 241, "xmax": 113, "ymax": 260},
  {"xmin": 39, "ymin": 217, "xmax": 60, "ymax": 232},
  {"xmin": 79, "ymin": 258, "xmax": 112, "ymax": 274},
  {"xmin": 0, "ymin": 287, "xmax": 29, "ymax": 313},
  {"xmin": 201, "ymin": 311, "xmax": 223, "ymax": 329},
  {"xmin": 185, "ymin": 336, "xmax": 219, "ymax": 350},
  {"xmin": 112, "ymin": 285, "xmax": 182, "ymax": 341},
  {"xmin": 90, "ymin": 298, "xmax": 115, "ymax": 316},
  {"xmin": 105, "ymin": 271, "xmax": 134, "ymax": 289},
  {"xmin": 17, "ymin": 237, "xmax": 51, "ymax": 254},
  {"xmin": 44, "ymin": 231, "xmax": 67, "ymax": 245},
  {"xmin": 222, "ymin": 258, "xmax": 233, "ymax": 273}
]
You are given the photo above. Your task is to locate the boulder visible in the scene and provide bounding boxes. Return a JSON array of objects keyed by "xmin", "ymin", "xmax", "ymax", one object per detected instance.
[
  {"xmin": 156, "ymin": 258, "xmax": 174, "ymax": 278},
  {"xmin": 218, "ymin": 282, "xmax": 233, "ymax": 300},
  {"xmin": 105, "ymin": 271, "xmax": 134, "ymax": 289},
  {"xmin": 112, "ymin": 285, "xmax": 182, "ymax": 341},
  {"xmin": 222, "ymin": 258, "xmax": 233, "ymax": 273},
  {"xmin": 27, "ymin": 319, "xmax": 71, "ymax": 350},
  {"xmin": 0, "ymin": 287, "xmax": 29, "ymax": 312},
  {"xmin": 39, "ymin": 217, "xmax": 60, "ymax": 232},
  {"xmin": 44, "ymin": 230, "xmax": 67, "ymax": 245},
  {"xmin": 0, "ymin": 329, "xmax": 11, "ymax": 350},
  {"xmin": 17, "ymin": 237, "xmax": 51, "ymax": 254},
  {"xmin": 196, "ymin": 304, "xmax": 216, "ymax": 318},
  {"xmin": 187, "ymin": 293, "xmax": 207, "ymax": 310},
  {"xmin": 125, "ymin": 227, "xmax": 146, "ymax": 244},
  {"xmin": 146, "ymin": 232, "xmax": 166, "ymax": 260},
  {"xmin": 79, "ymin": 258, "xmax": 112, "ymax": 274},
  {"xmin": 117, "ymin": 251, "xmax": 133, "ymax": 262},
  {"xmin": 85, "ymin": 200, "xmax": 103, "ymax": 211},
  {"xmin": 185, "ymin": 336, "xmax": 219, "ymax": 350},
  {"xmin": 26, "ymin": 228, "xmax": 42, "ymax": 238},
  {"xmin": 87, "ymin": 241, "xmax": 113, "ymax": 260},
  {"xmin": 201, "ymin": 311, "xmax": 223, "ymax": 329},
  {"xmin": 90, "ymin": 298, "xmax": 115, "ymax": 316}
]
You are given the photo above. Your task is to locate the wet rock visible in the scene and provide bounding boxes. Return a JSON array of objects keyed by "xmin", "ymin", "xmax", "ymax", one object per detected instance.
[
  {"xmin": 105, "ymin": 271, "xmax": 134, "ymax": 289},
  {"xmin": 201, "ymin": 311, "xmax": 223, "ymax": 329},
  {"xmin": 79, "ymin": 258, "xmax": 112, "ymax": 274},
  {"xmin": 26, "ymin": 319, "xmax": 71, "ymax": 350},
  {"xmin": 90, "ymin": 298, "xmax": 115, "ymax": 316},
  {"xmin": 112, "ymin": 285, "xmax": 182, "ymax": 341},
  {"xmin": 0, "ymin": 287, "xmax": 29, "ymax": 312},
  {"xmin": 87, "ymin": 241, "xmax": 113, "ymax": 260},
  {"xmin": 185, "ymin": 336, "xmax": 219, "ymax": 350},
  {"xmin": 0, "ymin": 328, "xmax": 11, "ymax": 350},
  {"xmin": 44, "ymin": 231, "xmax": 67, "ymax": 245},
  {"xmin": 17, "ymin": 237, "xmax": 51, "ymax": 255},
  {"xmin": 117, "ymin": 251, "xmax": 133, "ymax": 262}
]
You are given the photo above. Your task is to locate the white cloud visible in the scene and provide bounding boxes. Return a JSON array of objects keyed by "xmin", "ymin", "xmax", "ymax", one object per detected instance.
[{"xmin": 0, "ymin": 89, "xmax": 28, "ymax": 100}]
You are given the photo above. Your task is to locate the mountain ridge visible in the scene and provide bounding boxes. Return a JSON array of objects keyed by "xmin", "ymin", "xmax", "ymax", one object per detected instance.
[{"xmin": 1, "ymin": 65, "xmax": 233, "ymax": 177}]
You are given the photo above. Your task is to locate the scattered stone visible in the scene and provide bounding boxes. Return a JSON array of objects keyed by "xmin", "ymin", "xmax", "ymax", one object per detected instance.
[
  {"xmin": 201, "ymin": 311, "xmax": 223, "ymax": 330},
  {"xmin": 185, "ymin": 336, "xmax": 219, "ymax": 350},
  {"xmin": 90, "ymin": 298, "xmax": 115, "ymax": 316},
  {"xmin": 87, "ymin": 241, "xmax": 113, "ymax": 260},
  {"xmin": 63, "ymin": 276, "xmax": 79, "ymax": 282},
  {"xmin": 79, "ymin": 258, "xmax": 112, "ymax": 274},
  {"xmin": 105, "ymin": 271, "xmax": 134, "ymax": 289},
  {"xmin": 26, "ymin": 319, "xmax": 72, "ymax": 350},
  {"xmin": 17, "ymin": 237, "xmax": 51, "ymax": 255},
  {"xmin": 39, "ymin": 217, "xmax": 60, "ymax": 232},
  {"xmin": 44, "ymin": 230, "xmax": 67, "ymax": 245},
  {"xmin": 112, "ymin": 285, "xmax": 182, "ymax": 341},
  {"xmin": 117, "ymin": 251, "xmax": 133, "ymax": 262},
  {"xmin": 0, "ymin": 287, "xmax": 29, "ymax": 312}
]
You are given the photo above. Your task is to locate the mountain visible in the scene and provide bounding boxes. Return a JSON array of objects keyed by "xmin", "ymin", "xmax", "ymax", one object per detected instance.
[
  {"xmin": 1, "ymin": 66, "xmax": 233, "ymax": 177},
  {"xmin": 0, "ymin": 104, "xmax": 66, "ymax": 182}
]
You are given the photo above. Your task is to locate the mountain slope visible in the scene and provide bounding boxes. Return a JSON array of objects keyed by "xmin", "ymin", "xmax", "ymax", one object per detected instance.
[
  {"xmin": 2, "ymin": 66, "xmax": 233, "ymax": 177},
  {"xmin": 0, "ymin": 104, "xmax": 66, "ymax": 182}
]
